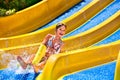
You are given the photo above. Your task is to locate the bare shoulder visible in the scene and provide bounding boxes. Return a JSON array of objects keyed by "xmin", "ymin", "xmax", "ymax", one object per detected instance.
[
  {"xmin": 45, "ymin": 34, "xmax": 53, "ymax": 39},
  {"xmin": 42, "ymin": 34, "xmax": 53, "ymax": 44}
]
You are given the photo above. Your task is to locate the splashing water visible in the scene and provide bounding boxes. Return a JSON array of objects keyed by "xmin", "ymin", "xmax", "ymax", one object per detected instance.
[
  {"xmin": 6, "ymin": 52, "xmax": 36, "ymax": 74},
  {"xmin": 0, "ymin": 57, "xmax": 40, "ymax": 80}
]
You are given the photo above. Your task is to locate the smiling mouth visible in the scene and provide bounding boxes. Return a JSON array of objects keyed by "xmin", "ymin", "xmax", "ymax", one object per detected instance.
[{"xmin": 59, "ymin": 33, "xmax": 64, "ymax": 36}]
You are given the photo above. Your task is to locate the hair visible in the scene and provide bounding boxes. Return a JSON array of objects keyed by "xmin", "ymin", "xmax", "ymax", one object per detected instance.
[{"xmin": 56, "ymin": 22, "xmax": 67, "ymax": 31}]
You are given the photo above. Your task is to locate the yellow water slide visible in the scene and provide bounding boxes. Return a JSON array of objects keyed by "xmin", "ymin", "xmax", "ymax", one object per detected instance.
[
  {"xmin": 36, "ymin": 11, "xmax": 120, "ymax": 80},
  {"xmin": 0, "ymin": 0, "xmax": 113, "ymax": 49},
  {"xmin": 114, "ymin": 51, "xmax": 120, "ymax": 80},
  {"xmin": 62, "ymin": 10, "xmax": 120, "ymax": 51},
  {"xmin": 0, "ymin": 10, "xmax": 119, "ymax": 69},
  {"xmin": 0, "ymin": 0, "xmax": 81, "ymax": 37},
  {"xmin": 37, "ymin": 40, "xmax": 120, "ymax": 80}
]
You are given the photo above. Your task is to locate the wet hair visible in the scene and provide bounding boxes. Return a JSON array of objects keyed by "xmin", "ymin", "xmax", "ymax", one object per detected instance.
[{"xmin": 56, "ymin": 22, "xmax": 67, "ymax": 31}]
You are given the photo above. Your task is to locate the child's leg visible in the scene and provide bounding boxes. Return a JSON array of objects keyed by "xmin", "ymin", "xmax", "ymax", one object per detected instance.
[
  {"xmin": 32, "ymin": 57, "xmax": 47, "ymax": 73},
  {"xmin": 37, "ymin": 60, "xmax": 46, "ymax": 69},
  {"xmin": 26, "ymin": 54, "xmax": 35, "ymax": 64},
  {"xmin": 17, "ymin": 56, "xmax": 27, "ymax": 69},
  {"xmin": 17, "ymin": 54, "xmax": 35, "ymax": 69}
]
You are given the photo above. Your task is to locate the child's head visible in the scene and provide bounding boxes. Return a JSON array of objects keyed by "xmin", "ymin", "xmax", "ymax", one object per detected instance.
[{"xmin": 55, "ymin": 23, "xmax": 67, "ymax": 38}]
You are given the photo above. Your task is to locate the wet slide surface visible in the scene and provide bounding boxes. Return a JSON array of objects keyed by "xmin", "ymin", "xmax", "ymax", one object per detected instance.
[
  {"xmin": 0, "ymin": 0, "xmax": 92, "ymax": 80},
  {"xmin": 36, "ymin": 0, "xmax": 91, "ymax": 30},
  {"xmin": 0, "ymin": 0, "xmax": 119, "ymax": 80},
  {"xmin": 94, "ymin": 30, "xmax": 120, "ymax": 46},
  {"xmin": 62, "ymin": 0, "xmax": 120, "ymax": 79},
  {"xmin": 64, "ymin": 0, "xmax": 120, "ymax": 38},
  {"xmin": 63, "ymin": 62, "xmax": 116, "ymax": 80},
  {"xmin": 0, "ymin": 69, "xmax": 40, "ymax": 80},
  {"xmin": 62, "ymin": 29, "xmax": 120, "ymax": 80}
]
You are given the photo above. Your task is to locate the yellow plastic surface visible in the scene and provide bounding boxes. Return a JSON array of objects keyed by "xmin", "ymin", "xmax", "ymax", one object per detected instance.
[
  {"xmin": 0, "ymin": 0, "xmax": 81, "ymax": 37},
  {"xmin": 114, "ymin": 51, "xmax": 120, "ymax": 80},
  {"xmin": 62, "ymin": 10, "xmax": 120, "ymax": 51},
  {"xmin": 32, "ymin": 44, "xmax": 46, "ymax": 65},
  {"xmin": 37, "ymin": 40, "xmax": 120, "ymax": 80},
  {"xmin": 0, "ymin": 0, "xmax": 113, "ymax": 49},
  {"xmin": 0, "ymin": 10, "xmax": 119, "ymax": 69}
]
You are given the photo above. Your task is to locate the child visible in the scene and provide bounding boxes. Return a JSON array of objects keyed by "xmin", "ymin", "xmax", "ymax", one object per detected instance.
[{"xmin": 17, "ymin": 23, "xmax": 67, "ymax": 73}]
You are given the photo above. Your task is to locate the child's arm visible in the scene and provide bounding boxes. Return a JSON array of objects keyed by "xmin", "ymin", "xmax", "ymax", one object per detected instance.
[{"xmin": 42, "ymin": 34, "xmax": 52, "ymax": 45}]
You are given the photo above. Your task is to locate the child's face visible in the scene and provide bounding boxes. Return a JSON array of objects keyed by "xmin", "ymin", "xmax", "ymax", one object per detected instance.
[{"xmin": 56, "ymin": 25, "xmax": 66, "ymax": 38}]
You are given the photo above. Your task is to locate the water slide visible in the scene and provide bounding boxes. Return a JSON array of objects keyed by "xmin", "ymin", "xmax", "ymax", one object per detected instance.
[
  {"xmin": 59, "ymin": 0, "xmax": 120, "ymax": 79},
  {"xmin": 0, "ymin": 0, "xmax": 113, "ymax": 49},
  {"xmin": 0, "ymin": 0, "xmax": 120, "ymax": 80},
  {"xmin": 61, "ymin": 29, "xmax": 120, "ymax": 80},
  {"xmin": 37, "ymin": 40, "xmax": 120, "ymax": 80},
  {"xmin": 37, "ymin": 0, "xmax": 120, "ymax": 79},
  {"xmin": 0, "ymin": 3, "xmax": 119, "ymax": 69},
  {"xmin": 36, "ymin": 9, "xmax": 120, "ymax": 80},
  {"xmin": 0, "ymin": 0, "xmax": 81, "ymax": 37},
  {"xmin": 60, "ymin": 1, "xmax": 120, "ymax": 79},
  {"xmin": 64, "ymin": 0, "xmax": 120, "ymax": 38},
  {"xmin": 114, "ymin": 51, "xmax": 120, "ymax": 80}
]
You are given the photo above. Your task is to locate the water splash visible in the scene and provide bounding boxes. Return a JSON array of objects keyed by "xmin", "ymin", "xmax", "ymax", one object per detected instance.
[{"xmin": 0, "ymin": 50, "xmax": 15, "ymax": 67}]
